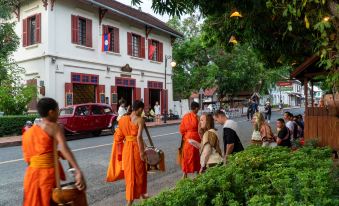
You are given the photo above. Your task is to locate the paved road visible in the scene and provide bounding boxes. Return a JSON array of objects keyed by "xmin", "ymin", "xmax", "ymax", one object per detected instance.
[{"xmin": 0, "ymin": 108, "xmax": 304, "ymax": 206}]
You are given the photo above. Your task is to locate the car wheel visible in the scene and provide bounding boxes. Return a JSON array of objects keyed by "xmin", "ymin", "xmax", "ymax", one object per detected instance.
[
  {"xmin": 111, "ymin": 121, "xmax": 118, "ymax": 134},
  {"xmin": 92, "ymin": 130, "xmax": 102, "ymax": 136}
]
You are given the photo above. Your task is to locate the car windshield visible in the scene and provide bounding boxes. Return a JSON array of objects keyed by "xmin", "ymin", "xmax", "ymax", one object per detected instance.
[{"xmin": 59, "ymin": 108, "xmax": 74, "ymax": 116}]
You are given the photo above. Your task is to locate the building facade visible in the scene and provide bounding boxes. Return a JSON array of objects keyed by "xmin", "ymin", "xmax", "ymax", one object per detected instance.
[
  {"xmin": 13, "ymin": 0, "xmax": 182, "ymax": 113},
  {"xmin": 269, "ymin": 80, "xmax": 304, "ymax": 107}
]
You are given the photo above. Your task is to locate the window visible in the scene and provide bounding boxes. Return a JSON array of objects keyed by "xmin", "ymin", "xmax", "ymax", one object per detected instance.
[
  {"xmin": 75, "ymin": 106, "xmax": 89, "ymax": 116},
  {"xmin": 104, "ymin": 107, "xmax": 113, "ymax": 114},
  {"xmin": 102, "ymin": 25, "xmax": 120, "ymax": 53},
  {"xmin": 91, "ymin": 76, "xmax": 98, "ymax": 84},
  {"xmin": 78, "ymin": 17, "xmax": 86, "ymax": 46},
  {"xmin": 59, "ymin": 108, "xmax": 74, "ymax": 116},
  {"xmin": 71, "ymin": 15, "xmax": 92, "ymax": 47},
  {"xmin": 148, "ymin": 39, "xmax": 163, "ymax": 62},
  {"xmin": 29, "ymin": 16, "xmax": 36, "ymax": 45},
  {"xmin": 132, "ymin": 34, "xmax": 140, "ymax": 57},
  {"xmin": 127, "ymin": 32, "xmax": 145, "ymax": 58},
  {"xmin": 72, "ymin": 74, "xmax": 81, "ymax": 82},
  {"xmin": 92, "ymin": 105, "xmax": 104, "ymax": 115},
  {"xmin": 71, "ymin": 73, "xmax": 99, "ymax": 85},
  {"xmin": 152, "ymin": 41, "xmax": 158, "ymax": 61},
  {"xmin": 22, "ymin": 13, "xmax": 41, "ymax": 47}
]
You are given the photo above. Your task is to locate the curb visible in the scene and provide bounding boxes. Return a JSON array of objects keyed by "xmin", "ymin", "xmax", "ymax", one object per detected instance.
[
  {"xmin": 0, "ymin": 141, "xmax": 22, "ymax": 148},
  {"xmin": 0, "ymin": 122, "xmax": 181, "ymax": 148}
]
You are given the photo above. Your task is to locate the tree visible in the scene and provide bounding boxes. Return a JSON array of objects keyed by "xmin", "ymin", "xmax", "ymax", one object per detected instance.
[
  {"xmin": 134, "ymin": 0, "xmax": 339, "ymax": 90},
  {"xmin": 0, "ymin": 0, "xmax": 37, "ymax": 115}
]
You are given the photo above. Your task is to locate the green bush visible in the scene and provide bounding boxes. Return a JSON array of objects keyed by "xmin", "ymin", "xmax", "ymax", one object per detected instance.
[
  {"xmin": 139, "ymin": 146, "xmax": 339, "ymax": 206},
  {"xmin": 0, "ymin": 115, "xmax": 39, "ymax": 137}
]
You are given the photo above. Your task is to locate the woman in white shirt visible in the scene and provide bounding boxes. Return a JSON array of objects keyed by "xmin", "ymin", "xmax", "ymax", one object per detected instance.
[
  {"xmin": 154, "ymin": 101, "xmax": 161, "ymax": 124},
  {"xmin": 117, "ymin": 101, "xmax": 127, "ymax": 121},
  {"xmin": 198, "ymin": 113, "xmax": 223, "ymax": 173}
]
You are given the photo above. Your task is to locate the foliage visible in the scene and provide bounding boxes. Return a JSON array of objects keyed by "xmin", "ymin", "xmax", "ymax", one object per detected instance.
[
  {"xmin": 0, "ymin": 115, "xmax": 38, "ymax": 137},
  {"xmin": 0, "ymin": 0, "xmax": 37, "ymax": 114},
  {"xmin": 168, "ymin": 15, "xmax": 287, "ymax": 100},
  {"xmin": 134, "ymin": 0, "xmax": 339, "ymax": 88},
  {"xmin": 139, "ymin": 146, "xmax": 339, "ymax": 206}
]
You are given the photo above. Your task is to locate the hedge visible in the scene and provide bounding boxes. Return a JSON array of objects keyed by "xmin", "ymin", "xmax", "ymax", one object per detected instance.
[
  {"xmin": 0, "ymin": 115, "xmax": 39, "ymax": 137},
  {"xmin": 139, "ymin": 146, "xmax": 339, "ymax": 206}
]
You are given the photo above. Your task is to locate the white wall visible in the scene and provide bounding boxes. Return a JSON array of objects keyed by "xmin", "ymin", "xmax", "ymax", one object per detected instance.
[{"xmin": 12, "ymin": 0, "xmax": 175, "ymax": 111}]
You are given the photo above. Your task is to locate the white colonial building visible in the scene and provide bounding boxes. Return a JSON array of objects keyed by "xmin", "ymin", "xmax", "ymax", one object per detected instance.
[
  {"xmin": 12, "ymin": 0, "xmax": 182, "ymax": 113},
  {"xmin": 269, "ymin": 80, "xmax": 304, "ymax": 107}
]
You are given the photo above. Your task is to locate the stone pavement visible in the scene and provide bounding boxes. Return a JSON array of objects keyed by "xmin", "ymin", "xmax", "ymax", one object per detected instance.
[{"xmin": 0, "ymin": 119, "xmax": 181, "ymax": 148}]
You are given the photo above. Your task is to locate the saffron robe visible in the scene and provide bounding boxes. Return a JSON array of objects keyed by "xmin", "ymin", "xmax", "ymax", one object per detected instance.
[
  {"xmin": 179, "ymin": 112, "xmax": 201, "ymax": 173},
  {"xmin": 106, "ymin": 115, "xmax": 147, "ymax": 201},
  {"xmin": 22, "ymin": 125, "xmax": 65, "ymax": 206}
]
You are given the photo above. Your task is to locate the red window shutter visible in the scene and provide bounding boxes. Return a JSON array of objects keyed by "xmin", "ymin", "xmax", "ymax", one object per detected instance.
[
  {"xmin": 111, "ymin": 86, "xmax": 118, "ymax": 112},
  {"xmin": 140, "ymin": 36, "xmax": 145, "ymax": 58},
  {"xmin": 159, "ymin": 42, "xmax": 163, "ymax": 62},
  {"xmin": 134, "ymin": 88, "xmax": 141, "ymax": 101},
  {"xmin": 35, "ymin": 13, "xmax": 41, "ymax": 43},
  {"xmin": 97, "ymin": 85, "xmax": 105, "ymax": 103},
  {"xmin": 114, "ymin": 27, "xmax": 120, "ymax": 53},
  {"xmin": 127, "ymin": 32, "xmax": 132, "ymax": 56},
  {"xmin": 86, "ymin": 18, "xmax": 92, "ymax": 47},
  {"xmin": 148, "ymin": 39, "xmax": 152, "ymax": 60},
  {"xmin": 102, "ymin": 25, "xmax": 108, "ymax": 34},
  {"xmin": 22, "ymin": 18, "xmax": 28, "ymax": 47},
  {"xmin": 71, "ymin": 15, "xmax": 79, "ymax": 44},
  {"xmin": 144, "ymin": 88, "xmax": 149, "ymax": 112},
  {"xmin": 65, "ymin": 83, "xmax": 73, "ymax": 106},
  {"xmin": 161, "ymin": 89, "xmax": 168, "ymax": 114}
]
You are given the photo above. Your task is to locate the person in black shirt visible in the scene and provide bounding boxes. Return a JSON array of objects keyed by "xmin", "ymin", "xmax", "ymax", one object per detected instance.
[
  {"xmin": 276, "ymin": 118, "xmax": 291, "ymax": 147},
  {"xmin": 213, "ymin": 110, "xmax": 244, "ymax": 163}
]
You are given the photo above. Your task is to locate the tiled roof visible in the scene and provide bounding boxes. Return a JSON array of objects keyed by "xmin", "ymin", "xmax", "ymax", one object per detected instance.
[{"xmin": 87, "ymin": 0, "xmax": 183, "ymax": 38}]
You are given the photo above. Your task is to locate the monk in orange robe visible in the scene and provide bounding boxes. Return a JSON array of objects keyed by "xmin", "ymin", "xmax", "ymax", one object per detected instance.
[
  {"xmin": 179, "ymin": 101, "xmax": 201, "ymax": 178},
  {"xmin": 22, "ymin": 98, "xmax": 86, "ymax": 206},
  {"xmin": 106, "ymin": 100, "xmax": 147, "ymax": 205}
]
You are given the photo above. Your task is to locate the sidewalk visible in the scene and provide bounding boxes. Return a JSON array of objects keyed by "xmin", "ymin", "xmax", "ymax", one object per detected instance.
[{"xmin": 0, "ymin": 119, "xmax": 181, "ymax": 148}]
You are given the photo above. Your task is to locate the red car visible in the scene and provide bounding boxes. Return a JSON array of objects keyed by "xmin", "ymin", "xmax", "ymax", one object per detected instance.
[{"xmin": 58, "ymin": 103, "xmax": 117, "ymax": 136}]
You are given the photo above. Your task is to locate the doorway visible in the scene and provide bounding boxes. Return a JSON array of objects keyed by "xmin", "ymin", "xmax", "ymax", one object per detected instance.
[
  {"xmin": 73, "ymin": 84, "xmax": 96, "ymax": 104},
  {"xmin": 149, "ymin": 89, "xmax": 161, "ymax": 110},
  {"xmin": 117, "ymin": 86, "xmax": 133, "ymax": 107}
]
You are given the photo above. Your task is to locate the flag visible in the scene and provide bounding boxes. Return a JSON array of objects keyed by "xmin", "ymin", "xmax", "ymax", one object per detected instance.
[
  {"xmin": 102, "ymin": 33, "xmax": 111, "ymax": 51},
  {"xmin": 148, "ymin": 44, "xmax": 156, "ymax": 59}
]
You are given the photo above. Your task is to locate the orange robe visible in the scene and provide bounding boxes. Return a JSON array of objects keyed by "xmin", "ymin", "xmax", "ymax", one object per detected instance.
[
  {"xmin": 106, "ymin": 115, "xmax": 147, "ymax": 201},
  {"xmin": 22, "ymin": 125, "xmax": 65, "ymax": 206},
  {"xmin": 179, "ymin": 112, "xmax": 201, "ymax": 173}
]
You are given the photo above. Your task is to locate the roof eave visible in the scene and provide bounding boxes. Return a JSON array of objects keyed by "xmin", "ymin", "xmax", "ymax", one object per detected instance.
[{"xmin": 87, "ymin": 0, "xmax": 183, "ymax": 38}]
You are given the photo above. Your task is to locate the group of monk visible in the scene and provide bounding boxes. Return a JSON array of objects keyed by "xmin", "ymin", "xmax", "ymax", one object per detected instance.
[{"xmin": 21, "ymin": 98, "xmax": 214, "ymax": 206}]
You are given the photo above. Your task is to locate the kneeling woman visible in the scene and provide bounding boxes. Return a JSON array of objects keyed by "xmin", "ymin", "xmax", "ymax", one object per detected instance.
[{"xmin": 198, "ymin": 113, "xmax": 223, "ymax": 173}]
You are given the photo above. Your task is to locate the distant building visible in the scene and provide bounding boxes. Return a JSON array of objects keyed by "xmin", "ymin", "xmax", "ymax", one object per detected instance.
[{"xmin": 268, "ymin": 80, "xmax": 304, "ymax": 107}]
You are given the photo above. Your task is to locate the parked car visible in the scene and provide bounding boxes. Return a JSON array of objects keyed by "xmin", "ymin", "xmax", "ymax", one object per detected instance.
[{"xmin": 58, "ymin": 103, "xmax": 117, "ymax": 136}]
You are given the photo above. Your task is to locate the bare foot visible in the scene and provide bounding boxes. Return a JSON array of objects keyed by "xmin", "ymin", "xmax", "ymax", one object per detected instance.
[
  {"xmin": 141, "ymin": 194, "xmax": 149, "ymax": 199},
  {"xmin": 126, "ymin": 201, "xmax": 133, "ymax": 206},
  {"xmin": 182, "ymin": 173, "xmax": 187, "ymax": 179}
]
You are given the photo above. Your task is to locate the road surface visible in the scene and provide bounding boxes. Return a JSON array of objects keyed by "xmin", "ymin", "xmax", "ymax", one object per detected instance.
[{"xmin": 0, "ymin": 108, "xmax": 304, "ymax": 206}]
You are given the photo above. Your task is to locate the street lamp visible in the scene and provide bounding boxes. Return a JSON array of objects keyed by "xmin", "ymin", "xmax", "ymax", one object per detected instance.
[
  {"xmin": 199, "ymin": 88, "xmax": 204, "ymax": 111},
  {"xmin": 164, "ymin": 55, "xmax": 176, "ymax": 123}
]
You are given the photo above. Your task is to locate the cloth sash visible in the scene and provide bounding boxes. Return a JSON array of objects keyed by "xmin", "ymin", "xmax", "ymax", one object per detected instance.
[
  {"xmin": 126, "ymin": 136, "xmax": 137, "ymax": 142},
  {"xmin": 29, "ymin": 152, "xmax": 54, "ymax": 168}
]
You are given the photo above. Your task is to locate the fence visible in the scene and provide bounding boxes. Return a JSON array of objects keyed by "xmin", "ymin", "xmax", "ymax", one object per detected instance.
[{"xmin": 304, "ymin": 107, "xmax": 339, "ymax": 150}]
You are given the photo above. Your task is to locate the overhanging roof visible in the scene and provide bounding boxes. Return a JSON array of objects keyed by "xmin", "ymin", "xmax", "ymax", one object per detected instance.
[
  {"xmin": 85, "ymin": 0, "xmax": 183, "ymax": 38},
  {"xmin": 290, "ymin": 55, "xmax": 330, "ymax": 81}
]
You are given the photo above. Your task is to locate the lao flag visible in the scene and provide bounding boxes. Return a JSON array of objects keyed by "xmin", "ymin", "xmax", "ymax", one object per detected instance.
[{"xmin": 102, "ymin": 33, "xmax": 111, "ymax": 51}]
